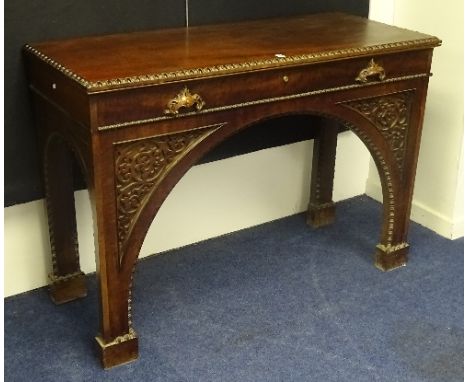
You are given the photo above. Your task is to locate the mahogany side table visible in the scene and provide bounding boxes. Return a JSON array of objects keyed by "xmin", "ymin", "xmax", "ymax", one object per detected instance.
[{"xmin": 24, "ymin": 13, "xmax": 440, "ymax": 368}]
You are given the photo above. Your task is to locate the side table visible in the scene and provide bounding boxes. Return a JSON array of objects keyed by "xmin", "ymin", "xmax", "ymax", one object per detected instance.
[{"xmin": 24, "ymin": 13, "xmax": 440, "ymax": 368}]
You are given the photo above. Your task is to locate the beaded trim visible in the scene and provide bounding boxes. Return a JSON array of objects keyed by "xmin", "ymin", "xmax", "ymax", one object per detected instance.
[{"xmin": 24, "ymin": 37, "xmax": 440, "ymax": 92}]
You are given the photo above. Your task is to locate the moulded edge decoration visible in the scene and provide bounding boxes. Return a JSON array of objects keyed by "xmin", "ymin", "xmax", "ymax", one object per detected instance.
[{"xmin": 24, "ymin": 37, "xmax": 441, "ymax": 92}]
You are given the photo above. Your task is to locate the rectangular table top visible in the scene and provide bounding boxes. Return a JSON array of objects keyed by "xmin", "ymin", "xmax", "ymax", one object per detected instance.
[{"xmin": 25, "ymin": 13, "xmax": 440, "ymax": 92}]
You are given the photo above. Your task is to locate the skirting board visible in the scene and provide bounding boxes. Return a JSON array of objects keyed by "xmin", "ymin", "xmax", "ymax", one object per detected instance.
[
  {"xmin": 5, "ymin": 133, "xmax": 369, "ymax": 297},
  {"xmin": 365, "ymin": 180, "xmax": 464, "ymax": 240}
]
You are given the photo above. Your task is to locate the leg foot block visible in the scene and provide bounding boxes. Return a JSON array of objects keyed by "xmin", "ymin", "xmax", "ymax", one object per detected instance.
[
  {"xmin": 49, "ymin": 272, "xmax": 87, "ymax": 304},
  {"xmin": 96, "ymin": 330, "xmax": 139, "ymax": 369},
  {"xmin": 374, "ymin": 243, "xmax": 409, "ymax": 272},
  {"xmin": 306, "ymin": 202, "xmax": 336, "ymax": 228}
]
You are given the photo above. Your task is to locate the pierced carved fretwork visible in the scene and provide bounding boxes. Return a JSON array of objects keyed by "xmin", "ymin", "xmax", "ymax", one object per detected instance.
[
  {"xmin": 343, "ymin": 92, "xmax": 414, "ymax": 175},
  {"xmin": 114, "ymin": 124, "xmax": 224, "ymax": 261}
]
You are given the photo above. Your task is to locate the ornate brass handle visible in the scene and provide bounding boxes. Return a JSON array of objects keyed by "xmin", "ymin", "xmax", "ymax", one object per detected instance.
[
  {"xmin": 355, "ymin": 59, "xmax": 386, "ymax": 83},
  {"xmin": 164, "ymin": 87, "xmax": 205, "ymax": 116}
]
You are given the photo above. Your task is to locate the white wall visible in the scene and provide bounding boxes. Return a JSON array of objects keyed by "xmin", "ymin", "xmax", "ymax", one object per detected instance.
[
  {"xmin": 369, "ymin": 0, "xmax": 394, "ymax": 24},
  {"xmin": 367, "ymin": 0, "xmax": 464, "ymax": 239},
  {"xmin": 5, "ymin": 134, "xmax": 370, "ymax": 297}
]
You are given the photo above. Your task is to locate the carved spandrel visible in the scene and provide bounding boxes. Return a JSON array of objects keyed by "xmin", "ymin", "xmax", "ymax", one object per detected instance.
[
  {"xmin": 342, "ymin": 92, "xmax": 414, "ymax": 176},
  {"xmin": 114, "ymin": 124, "xmax": 224, "ymax": 262}
]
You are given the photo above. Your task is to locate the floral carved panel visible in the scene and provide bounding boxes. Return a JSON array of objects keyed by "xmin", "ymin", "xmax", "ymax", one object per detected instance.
[
  {"xmin": 113, "ymin": 124, "xmax": 224, "ymax": 262},
  {"xmin": 342, "ymin": 91, "xmax": 414, "ymax": 176}
]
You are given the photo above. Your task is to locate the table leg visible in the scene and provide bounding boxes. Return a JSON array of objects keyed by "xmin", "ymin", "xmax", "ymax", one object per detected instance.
[
  {"xmin": 306, "ymin": 119, "xmax": 339, "ymax": 228},
  {"xmin": 90, "ymin": 124, "xmax": 224, "ymax": 368},
  {"xmin": 373, "ymin": 172, "xmax": 411, "ymax": 272},
  {"xmin": 89, "ymin": 176, "xmax": 139, "ymax": 368},
  {"xmin": 43, "ymin": 135, "xmax": 87, "ymax": 304},
  {"xmin": 339, "ymin": 89, "xmax": 427, "ymax": 271},
  {"xmin": 92, "ymin": 244, "xmax": 139, "ymax": 368},
  {"xmin": 92, "ymin": 249, "xmax": 138, "ymax": 369}
]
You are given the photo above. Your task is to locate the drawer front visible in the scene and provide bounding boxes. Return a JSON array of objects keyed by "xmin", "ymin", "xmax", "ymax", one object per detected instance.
[{"xmin": 94, "ymin": 50, "xmax": 432, "ymax": 131}]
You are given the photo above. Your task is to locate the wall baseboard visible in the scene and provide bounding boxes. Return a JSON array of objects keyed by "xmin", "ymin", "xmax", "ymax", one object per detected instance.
[
  {"xmin": 4, "ymin": 135, "xmax": 369, "ymax": 298},
  {"xmin": 365, "ymin": 180, "xmax": 464, "ymax": 240}
]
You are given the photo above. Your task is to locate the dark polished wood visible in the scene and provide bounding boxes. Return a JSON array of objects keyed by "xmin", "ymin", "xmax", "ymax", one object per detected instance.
[
  {"xmin": 24, "ymin": 13, "xmax": 440, "ymax": 368},
  {"xmin": 306, "ymin": 119, "xmax": 339, "ymax": 228}
]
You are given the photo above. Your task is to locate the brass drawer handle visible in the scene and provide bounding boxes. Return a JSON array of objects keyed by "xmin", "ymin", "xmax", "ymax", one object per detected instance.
[
  {"xmin": 355, "ymin": 59, "xmax": 386, "ymax": 83},
  {"xmin": 164, "ymin": 87, "xmax": 205, "ymax": 116}
]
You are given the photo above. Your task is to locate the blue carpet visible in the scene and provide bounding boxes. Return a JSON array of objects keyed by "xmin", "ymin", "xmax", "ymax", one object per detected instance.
[{"xmin": 5, "ymin": 196, "xmax": 464, "ymax": 381}]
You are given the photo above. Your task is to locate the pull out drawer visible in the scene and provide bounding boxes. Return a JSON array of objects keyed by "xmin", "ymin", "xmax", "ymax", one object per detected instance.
[{"xmin": 94, "ymin": 49, "xmax": 432, "ymax": 130}]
